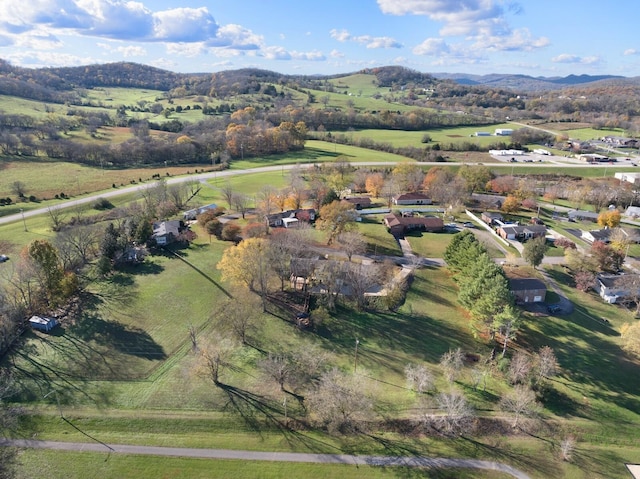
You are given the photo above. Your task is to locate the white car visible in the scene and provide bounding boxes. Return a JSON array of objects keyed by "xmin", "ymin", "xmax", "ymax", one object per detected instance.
[{"xmin": 0, "ymin": 255, "xmax": 8, "ymax": 263}]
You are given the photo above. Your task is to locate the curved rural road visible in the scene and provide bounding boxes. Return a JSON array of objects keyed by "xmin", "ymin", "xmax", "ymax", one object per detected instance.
[
  {"xmin": 1, "ymin": 158, "xmax": 635, "ymax": 228},
  {"xmin": 0, "ymin": 438, "xmax": 531, "ymax": 478}
]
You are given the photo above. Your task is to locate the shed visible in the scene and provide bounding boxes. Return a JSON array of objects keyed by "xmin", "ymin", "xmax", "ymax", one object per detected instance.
[
  {"xmin": 392, "ymin": 193, "xmax": 432, "ymax": 206},
  {"xmin": 509, "ymin": 278, "xmax": 547, "ymax": 303},
  {"xmin": 29, "ymin": 315, "xmax": 59, "ymax": 332}
]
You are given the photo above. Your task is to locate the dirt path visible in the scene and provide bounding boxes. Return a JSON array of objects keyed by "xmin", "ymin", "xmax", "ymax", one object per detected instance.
[{"xmin": 0, "ymin": 438, "xmax": 531, "ymax": 478}]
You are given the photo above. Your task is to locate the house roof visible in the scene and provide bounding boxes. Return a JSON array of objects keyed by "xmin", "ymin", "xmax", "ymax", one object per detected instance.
[
  {"xmin": 585, "ymin": 229, "xmax": 611, "ymax": 242},
  {"xmin": 567, "ymin": 209, "xmax": 600, "ymax": 219},
  {"xmin": 394, "ymin": 192, "xmax": 430, "ymax": 201},
  {"xmin": 482, "ymin": 211, "xmax": 503, "ymax": 219},
  {"xmin": 343, "ymin": 197, "xmax": 372, "ymax": 206},
  {"xmin": 597, "ymin": 274, "xmax": 640, "ymax": 289},
  {"xmin": 509, "ymin": 278, "xmax": 546, "ymax": 292},
  {"xmin": 499, "ymin": 224, "xmax": 546, "ymax": 235},
  {"xmin": 153, "ymin": 220, "xmax": 181, "ymax": 237},
  {"xmin": 384, "ymin": 213, "xmax": 443, "ymax": 228}
]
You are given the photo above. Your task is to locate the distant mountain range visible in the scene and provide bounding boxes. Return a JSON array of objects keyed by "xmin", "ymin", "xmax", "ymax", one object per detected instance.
[{"xmin": 431, "ymin": 72, "xmax": 637, "ymax": 91}]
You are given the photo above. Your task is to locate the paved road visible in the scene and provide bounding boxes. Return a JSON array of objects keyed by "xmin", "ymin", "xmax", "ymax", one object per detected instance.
[{"xmin": 0, "ymin": 438, "xmax": 531, "ymax": 478}]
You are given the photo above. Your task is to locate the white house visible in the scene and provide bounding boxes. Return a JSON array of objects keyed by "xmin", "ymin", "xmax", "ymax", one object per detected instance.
[
  {"xmin": 183, "ymin": 203, "xmax": 219, "ymax": 220},
  {"xmin": 392, "ymin": 193, "xmax": 432, "ymax": 205},
  {"xmin": 494, "ymin": 128, "xmax": 513, "ymax": 136},
  {"xmin": 597, "ymin": 274, "xmax": 640, "ymax": 304}
]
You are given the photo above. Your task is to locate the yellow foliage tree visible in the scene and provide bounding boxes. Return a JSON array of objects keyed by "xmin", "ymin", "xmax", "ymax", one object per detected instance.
[
  {"xmin": 365, "ymin": 173, "xmax": 384, "ymax": 198},
  {"xmin": 217, "ymin": 238, "xmax": 272, "ymax": 311},
  {"xmin": 597, "ymin": 210, "xmax": 621, "ymax": 228},
  {"xmin": 621, "ymin": 322, "xmax": 640, "ymax": 356}
]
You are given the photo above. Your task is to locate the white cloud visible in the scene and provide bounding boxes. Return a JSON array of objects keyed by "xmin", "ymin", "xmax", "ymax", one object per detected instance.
[
  {"xmin": 624, "ymin": 48, "xmax": 638, "ymax": 56},
  {"xmin": 471, "ymin": 28, "xmax": 549, "ymax": 52},
  {"xmin": 6, "ymin": 50, "xmax": 99, "ymax": 67},
  {"xmin": 330, "ymin": 49, "xmax": 345, "ymax": 58},
  {"xmin": 153, "ymin": 7, "xmax": 217, "ymax": 43},
  {"xmin": 166, "ymin": 42, "xmax": 206, "ymax": 58},
  {"xmin": 263, "ymin": 46, "xmax": 326, "ymax": 61},
  {"xmin": 413, "ymin": 37, "xmax": 449, "ymax": 55},
  {"xmin": 330, "ymin": 29, "xmax": 401, "ymax": 49},
  {"xmin": 291, "ymin": 50, "xmax": 326, "ymax": 61},
  {"xmin": 115, "ymin": 45, "xmax": 146, "ymax": 57},
  {"xmin": 211, "ymin": 24, "xmax": 263, "ymax": 50},
  {"xmin": 552, "ymin": 54, "xmax": 602, "ymax": 65}
]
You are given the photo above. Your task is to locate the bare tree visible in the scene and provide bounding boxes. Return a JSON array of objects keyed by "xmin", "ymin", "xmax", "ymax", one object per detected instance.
[
  {"xmin": 336, "ymin": 231, "xmax": 367, "ymax": 262},
  {"xmin": 47, "ymin": 206, "xmax": 67, "ymax": 232},
  {"xmin": 259, "ymin": 353, "xmax": 293, "ymax": 392},
  {"xmin": 220, "ymin": 181, "xmax": 235, "ymax": 210},
  {"xmin": 508, "ymin": 351, "xmax": 532, "ymax": 385},
  {"xmin": 499, "ymin": 385, "xmax": 539, "ymax": 428},
  {"xmin": 344, "ymin": 261, "xmax": 384, "ymax": 311},
  {"xmin": 289, "ymin": 344, "xmax": 331, "ymax": 392},
  {"xmin": 440, "ymin": 348, "xmax": 465, "ymax": 383},
  {"xmin": 432, "ymin": 388, "xmax": 475, "ymax": 436},
  {"xmin": 405, "ymin": 363, "xmax": 435, "ymax": 394},
  {"xmin": 307, "ymin": 368, "xmax": 374, "ymax": 433},
  {"xmin": 257, "ymin": 185, "xmax": 277, "ymax": 216},
  {"xmin": 10, "ymin": 180, "xmax": 27, "ymax": 198},
  {"xmin": 534, "ymin": 346, "xmax": 558, "ymax": 383},
  {"xmin": 55, "ymin": 225, "xmax": 100, "ymax": 269},
  {"xmin": 233, "ymin": 193, "xmax": 252, "ymax": 219},
  {"xmin": 559, "ymin": 436, "xmax": 576, "ymax": 462},
  {"xmin": 198, "ymin": 336, "xmax": 238, "ymax": 386},
  {"xmin": 188, "ymin": 324, "xmax": 198, "ymax": 353}
]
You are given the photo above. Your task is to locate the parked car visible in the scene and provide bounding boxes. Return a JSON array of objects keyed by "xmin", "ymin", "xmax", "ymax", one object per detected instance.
[
  {"xmin": 463, "ymin": 222, "xmax": 475, "ymax": 228},
  {"xmin": 0, "ymin": 255, "xmax": 8, "ymax": 263},
  {"xmin": 547, "ymin": 304, "xmax": 561, "ymax": 314}
]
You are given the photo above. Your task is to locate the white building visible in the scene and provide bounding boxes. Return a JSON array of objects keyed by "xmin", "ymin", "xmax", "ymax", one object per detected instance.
[
  {"xmin": 615, "ymin": 172, "xmax": 640, "ymax": 185},
  {"xmin": 494, "ymin": 128, "xmax": 513, "ymax": 136}
]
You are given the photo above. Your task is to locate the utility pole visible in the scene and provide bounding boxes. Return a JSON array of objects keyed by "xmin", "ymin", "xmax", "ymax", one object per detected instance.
[
  {"xmin": 20, "ymin": 208, "xmax": 27, "ymax": 232},
  {"xmin": 354, "ymin": 338, "xmax": 360, "ymax": 373}
]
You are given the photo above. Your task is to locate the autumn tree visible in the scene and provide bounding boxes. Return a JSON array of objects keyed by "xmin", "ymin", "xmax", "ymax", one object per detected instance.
[
  {"xmin": 392, "ymin": 163, "xmax": 424, "ymax": 192},
  {"xmin": 597, "ymin": 210, "xmax": 621, "ymax": 228},
  {"xmin": 621, "ymin": 322, "xmax": 640, "ymax": 356},
  {"xmin": 217, "ymin": 238, "xmax": 273, "ymax": 311},
  {"xmin": 522, "ymin": 236, "xmax": 547, "ymax": 269},
  {"xmin": 316, "ymin": 200, "xmax": 358, "ymax": 245},
  {"xmin": 365, "ymin": 172, "xmax": 385, "ymax": 198},
  {"xmin": 501, "ymin": 195, "xmax": 520, "ymax": 214},
  {"xmin": 590, "ymin": 240, "xmax": 624, "ymax": 273},
  {"xmin": 212, "ymin": 296, "xmax": 261, "ymax": 345},
  {"xmin": 457, "ymin": 164, "xmax": 491, "ymax": 193}
]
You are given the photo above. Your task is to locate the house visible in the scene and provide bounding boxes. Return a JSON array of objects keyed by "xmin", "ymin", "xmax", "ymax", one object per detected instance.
[
  {"xmin": 183, "ymin": 203, "xmax": 219, "ymax": 221},
  {"xmin": 625, "ymin": 206, "xmax": 640, "ymax": 217},
  {"xmin": 581, "ymin": 229, "xmax": 612, "ymax": 243},
  {"xmin": 29, "ymin": 315, "xmax": 59, "ymax": 332},
  {"xmin": 481, "ymin": 211, "xmax": 504, "ymax": 225},
  {"xmin": 582, "ymin": 227, "xmax": 640, "ymax": 244},
  {"xmin": 384, "ymin": 213, "xmax": 443, "ymax": 236},
  {"xmin": 497, "ymin": 224, "xmax": 546, "ymax": 241},
  {"xmin": 392, "ymin": 193, "xmax": 432, "ymax": 205},
  {"xmin": 264, "ymin": 209, "xmax": 316, "ymax": 228},
  {"xmin": 509, "ymin": 278, "xmax": 547, "ymax": 303},
  {"xmin": 472, "ymin": 193, "xmax": 505, "ymax": 209},
  {"xmin": 152, "ymin": 220, "xmax": 183, "ymax": 246},
  {"xmin": 342, "ymin": 197, "xmax": 372, "ymax": 210},
  {"xmin": 567, "ymin": 210, "xmax": 600, "ymax": 222},
  {"xmin": 597, "ymin": 274, "xmax": 640, "ymax": 304}
]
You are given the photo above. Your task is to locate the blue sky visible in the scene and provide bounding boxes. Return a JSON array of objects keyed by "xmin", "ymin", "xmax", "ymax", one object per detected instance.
[{"xmin": 1, "ymin": 0, "xmax": 639, "ymax": 77}]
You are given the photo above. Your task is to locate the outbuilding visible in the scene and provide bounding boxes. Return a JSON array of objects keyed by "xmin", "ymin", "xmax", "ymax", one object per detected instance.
[
  {"xmin": 29, "ymin": 315, "xmax": 59, "ymax": 332},
  {"xmin": 509, "ymin": 278, "xmax": 547, "ymax": 303}
]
